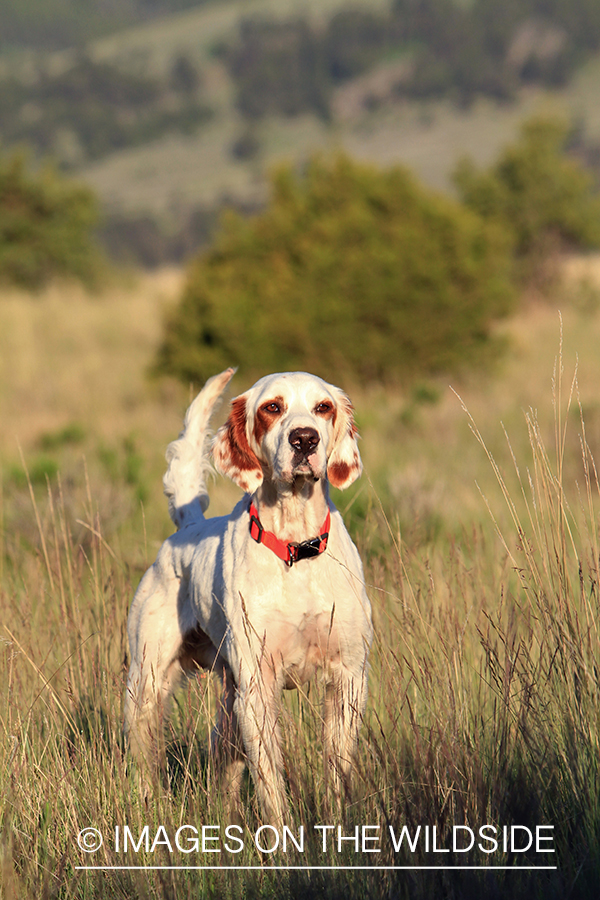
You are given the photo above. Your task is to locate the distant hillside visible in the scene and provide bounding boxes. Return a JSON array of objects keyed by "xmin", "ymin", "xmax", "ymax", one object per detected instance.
[
  {"xmin": 0, "ymin": 52, "xmax": 212, "ymax": 169},
  {"xmin": 0, "ymin": 0, "xmax": 213, "ymax": 51},
  {"xmin": 2, "ymin": 0, "xmax": 600, "ymax": 266},
  {"xmin": 225, "ymin": 0, "xmax": 600, "ymax": 118}
]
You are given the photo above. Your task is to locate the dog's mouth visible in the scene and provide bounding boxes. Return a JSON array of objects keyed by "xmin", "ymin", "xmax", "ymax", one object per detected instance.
[
  {"xmin": 290, "ymin": 451, "xmax": 322, "ymax": 481},
  {"xmin": 294, "ymin": 463, "xmax": 319, "ymax": 480},
  {"xmin": 292, "ymin": 456, "xmax": 317, "ymax": 476}
]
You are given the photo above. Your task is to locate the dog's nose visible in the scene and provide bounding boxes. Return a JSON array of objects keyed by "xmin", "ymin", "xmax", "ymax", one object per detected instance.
[{"xmin": 289, "ymin": 427, "xmax": 320, "ymax": 456}]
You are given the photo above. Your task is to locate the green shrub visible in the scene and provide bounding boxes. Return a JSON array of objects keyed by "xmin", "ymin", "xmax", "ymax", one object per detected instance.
[
  {"xmin": 0, "ymin": 149, "xmax": 102, "ymax": 289},
  {"xmin": 454, "ymin": 116, "xmax": 600, "ymax": 280},
  {"xmin": 6, "ymin": 455, "xmax": 59, "ymax": 488},
  {"xmin": 38, "ymin": 422, "xmax": 86, "ymax": 451},
  {"xmin": 155, "ymin": 154, "xmax": 515, "ymax": 385}
]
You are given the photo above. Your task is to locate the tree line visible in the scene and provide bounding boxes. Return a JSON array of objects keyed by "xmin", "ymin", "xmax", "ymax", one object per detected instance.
[
  {"xmin": 226, "ymin": 0, "xmax": 600, "ymax": 119},
  {"xmin": 0, "ymin": 53, "xmax": 211, "ymax": 169}
]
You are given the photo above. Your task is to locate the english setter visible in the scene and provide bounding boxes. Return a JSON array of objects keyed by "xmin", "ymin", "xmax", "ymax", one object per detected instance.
[{"xmin": 124, "ymin": 369, "xmax": 372, "ymax": 820}]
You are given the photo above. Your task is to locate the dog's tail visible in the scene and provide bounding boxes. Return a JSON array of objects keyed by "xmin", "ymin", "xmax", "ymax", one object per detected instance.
[{"xmin": 163, "ymin": 367, "xmax": 235, "ymax": 529}]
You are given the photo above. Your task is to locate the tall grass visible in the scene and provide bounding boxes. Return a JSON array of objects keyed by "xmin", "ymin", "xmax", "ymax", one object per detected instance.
[
  {"xmin": 2, "ymin": 271, "xmax": 600, "ymax": 897},
  {"xmin": 1, "ymin": 333, "xmax": 600, "ymax": 899}
]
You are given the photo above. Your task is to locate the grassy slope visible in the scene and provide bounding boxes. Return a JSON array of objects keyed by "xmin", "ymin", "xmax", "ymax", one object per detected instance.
[{"xmin": 2, "ymin": 266, "xmax": 600, "ymax": 897}]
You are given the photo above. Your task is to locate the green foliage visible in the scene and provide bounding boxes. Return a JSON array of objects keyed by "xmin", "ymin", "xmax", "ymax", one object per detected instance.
[
  {"xmin": 38, "ymin": 422, "xmax": 86, "ymax": 451},
  {"xmin": 226, "ymin": 0, "xmax": 600, "ymax": 119},
  {"xmin": 323, "ymin": 8, "xmax": 397, "ymax": 83},
  {"xmin": 98, "ymin": 435, "xmax": 149, "ymax": 504},
  {"xmin": 454, "ymin": 117, "xmax": 600, "ymax": 276},
  {"xmin": 0, "ymin": 150, "xmax": 102, "ymax": 289},
  {"xmin": 155, "ymin": 154, "xmax": 515, "ymax": 385},
  {"xmin": 5, "ymin": 455, "xmax": 59, "ymax": 488},
  {"xmin": 227, "ymin": 18, "xmax": 330, "ymax": 120}
]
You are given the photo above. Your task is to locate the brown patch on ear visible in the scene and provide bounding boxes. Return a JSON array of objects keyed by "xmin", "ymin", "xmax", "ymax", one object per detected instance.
[
  {"xmin": 328, "ymin": 460, "xmax": 351, "ymax": 489},
  {"xmin": 213, "ymin": 396, "xmax": 263, "ymax": 491},
  {"xmin": 228, "ymin": 397, "xmax": 259, "ymax": 472},
  {"xmin": 328, "ymin": 453, "xmax": 361, "ymax": 489},
  {"xmin": 327, "ymin": 389, "xmax": 362, "ymax": 490}
]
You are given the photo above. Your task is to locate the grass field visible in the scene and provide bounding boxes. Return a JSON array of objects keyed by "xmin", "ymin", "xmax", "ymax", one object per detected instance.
[{"xmin": 1, "ymin": 263, "xmax": 600, "ymax": 897}]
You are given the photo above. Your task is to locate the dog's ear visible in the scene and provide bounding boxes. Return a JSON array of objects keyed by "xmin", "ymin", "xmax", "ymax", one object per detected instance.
[
  {"xmin": 327, "ymin": 390, "xmax": 362, "ymax": 490},
  {"xmin": 213, "ymin": 395, "xmax": 264, "ymax": 493}
]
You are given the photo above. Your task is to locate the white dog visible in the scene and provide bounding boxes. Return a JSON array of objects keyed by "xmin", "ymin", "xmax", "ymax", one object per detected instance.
[{"xmin": 124, "ymin": 368, "xmax": 372, "ymax": 820}]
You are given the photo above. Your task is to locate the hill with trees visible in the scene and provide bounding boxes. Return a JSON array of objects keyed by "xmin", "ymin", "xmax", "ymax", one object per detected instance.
[
  {"xmin": 2, "ymin": 0, "xmax": 600, "ymax": 266},
  {"xmin": 226, "ymin": 0, "xmax": 600, "ymax": 119},
  {"xmin": 0, "ymin": 53, "xmax": 211, "ymax": 169}
]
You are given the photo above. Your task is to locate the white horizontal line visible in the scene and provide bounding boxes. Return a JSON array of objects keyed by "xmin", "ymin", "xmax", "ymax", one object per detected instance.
[{"xmin": 75, "ymin": 865, "xmax": 558, "ymax": 871}]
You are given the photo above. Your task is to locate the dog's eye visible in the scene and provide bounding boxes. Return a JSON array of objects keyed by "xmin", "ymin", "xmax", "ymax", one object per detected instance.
[
  {"xmin": 315, "ymin": 402, "xmax": 333, "ymax": 415},
  {"xmin": 263, "ymin": 402, "xmax": 281, "ymax": 414}
]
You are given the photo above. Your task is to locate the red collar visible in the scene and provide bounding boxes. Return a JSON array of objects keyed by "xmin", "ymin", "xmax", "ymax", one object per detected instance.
[{"xmin": 248, "ymin": 501, "xmax": 331, "ymax": 567}]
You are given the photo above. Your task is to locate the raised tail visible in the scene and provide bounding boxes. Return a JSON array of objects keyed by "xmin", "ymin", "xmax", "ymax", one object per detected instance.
[{"xmin": 163, "ymin": 368, "xmax": 235, "ymax": 529}]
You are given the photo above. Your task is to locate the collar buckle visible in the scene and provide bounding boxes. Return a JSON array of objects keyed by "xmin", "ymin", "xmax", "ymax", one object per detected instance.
[{"xmin": 288, "ymin": 534, "xmax": 329, "ymax": 565}]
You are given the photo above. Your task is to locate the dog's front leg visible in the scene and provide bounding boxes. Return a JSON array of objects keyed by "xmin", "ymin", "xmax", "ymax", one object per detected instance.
[
  {"xmin": 234, "ymin": 671, "xmax": 288, "ymax": 823},
  {"xmin": 323, "ymin": 662, "xmax": 368, "ymax": 804}
]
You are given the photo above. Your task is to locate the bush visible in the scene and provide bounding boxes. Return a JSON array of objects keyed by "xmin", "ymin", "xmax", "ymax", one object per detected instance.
[
  {"xmin": 0, "ymin": 149, "xmax": 102, "ymax": 289},
  {"xmin": 454, "ymin": 116, "xmax": 600, "ymax": 280},
  {"xmin": 154, "ymin": 154, "xmax": 515, "ymax": 386}
]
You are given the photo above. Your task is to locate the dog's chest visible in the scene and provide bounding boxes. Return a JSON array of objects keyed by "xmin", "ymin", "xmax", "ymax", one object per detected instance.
[
  {"xmin": 189, "ymin": 513, "xmax": 370, "ymax": 686},
  {"xmin": 238, "ymin": 559, "xmax": 353, "ymax": 685},
  {"xmin": 252, "ymin": 603, "xmax": 340, "ymax": 687}
]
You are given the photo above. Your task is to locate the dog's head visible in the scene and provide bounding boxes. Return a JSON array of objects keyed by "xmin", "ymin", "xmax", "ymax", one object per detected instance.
[{"xmin": 213, "ymin": 372, "xmax": 361, "ymax": 493}]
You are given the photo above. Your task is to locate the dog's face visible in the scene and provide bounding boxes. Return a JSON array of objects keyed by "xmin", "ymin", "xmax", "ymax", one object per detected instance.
[{"xmin": 213, "ymin": 372, "xmax": 361, "ymax": 493}]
